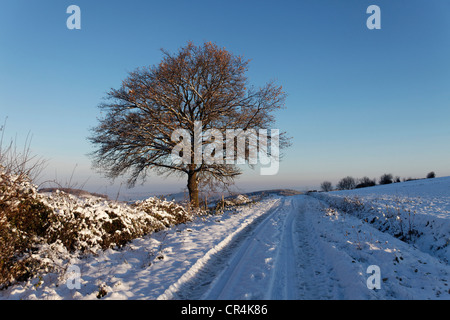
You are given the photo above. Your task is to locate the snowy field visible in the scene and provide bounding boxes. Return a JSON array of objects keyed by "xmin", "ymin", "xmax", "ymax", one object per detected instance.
[
  {"xmin": 313, "ymin": 176, "xmax": 450, "ymax": 263},
  {"xmin": 1, "ymin": 178, "xmax": 449, "ymax": 300}
]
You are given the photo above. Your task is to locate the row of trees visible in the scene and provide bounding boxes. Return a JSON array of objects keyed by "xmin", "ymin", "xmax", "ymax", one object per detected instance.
[{"xmin": 320, "ymin": 171, "xmax": 436, "ymax": 192}]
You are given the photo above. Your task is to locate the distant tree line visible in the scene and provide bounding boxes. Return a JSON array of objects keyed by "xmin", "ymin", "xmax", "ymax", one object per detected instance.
[{"xmin": 320, "ymin": 171, "xmax": 436, "ymax": 192}]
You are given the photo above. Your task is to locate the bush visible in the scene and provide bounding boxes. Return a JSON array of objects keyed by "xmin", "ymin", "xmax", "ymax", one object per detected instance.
[
  {"xmin": 320, "ymin": 181, "xmax": 333, "ymax": 192},
  {"xmin": 355, "ymin": 177, "xmax": 376, "ymax": 189},
  {"xmin": 135, "ymin": 197, "xmax": 193, "ymax": 228},
  {"xmin": 1, "ymin": 125, "xmax": 195, "ymax": 288},
  {"xmin": 0, "ymin": 167, "xmax": 194, "ymax": 289},
  {"xmin": 379, "ymin": 173, "xmax": 393, "ymax": 185},
  {"xmin": 0, "ymin": 168, "xmax": 54, "ymax": 288},
  {"xmin": 44, "ymin": 191, "xmax": 193, "ymax": 252},
  {"xmin": 426, "ymin": 171, "xmax": 436, "ymax": 179},
  {"xmin": 337, "ymin": 176, "xmax": 356, "ymax": 190}
]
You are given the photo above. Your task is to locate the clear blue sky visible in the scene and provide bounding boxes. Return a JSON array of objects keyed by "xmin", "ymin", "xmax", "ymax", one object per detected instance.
[{"xmin": 1, "ymin": 0, "xmax": 449, "ymax": 198}]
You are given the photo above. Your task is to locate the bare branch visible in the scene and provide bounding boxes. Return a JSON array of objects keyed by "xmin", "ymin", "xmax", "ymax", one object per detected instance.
[{"xmin": 89, "ymin": 41, "xmax": 290, "ymax": 207}]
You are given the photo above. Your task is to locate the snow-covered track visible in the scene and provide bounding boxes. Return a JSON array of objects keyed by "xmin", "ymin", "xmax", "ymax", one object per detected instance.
[
  {"xmin": 158, "ymin": 196, "xmax": 319, "ymax": 300},
  {"xmin": 200, "ymin": 198, "xmax": 293, "ymax": 300},
  {"xmin": 157, "ymin": 198, "xmax": 283, "ymax": 300}
]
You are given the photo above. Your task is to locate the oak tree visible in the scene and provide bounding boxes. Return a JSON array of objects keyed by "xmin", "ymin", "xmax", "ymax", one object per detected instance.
[{"xmin": 89, "ymin": 42, "xmax": 289, "ymax": 207}]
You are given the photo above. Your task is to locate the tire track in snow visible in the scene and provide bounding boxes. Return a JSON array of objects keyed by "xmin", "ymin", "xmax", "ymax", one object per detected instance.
[
  {"xmin": 156, "ymin": 198, "xmax": 282, "ymax": 300},
  {"xmin": 268, "ymin": 196, "xmax": 338, "ymax": 299},
  {"xmin": 294, "ymin": 196, "xmax": 336, "ymax": 299},
  {"xmin": 266, "ymin": 197, "xmax": 299, "ymax": 299},
  {"xmin": 158, "ymin": 195, "xmax": 342, "ymax": 300},
  {"xmin": 200, "ymin": 198, "xmax": 291, "ymax": 300}
]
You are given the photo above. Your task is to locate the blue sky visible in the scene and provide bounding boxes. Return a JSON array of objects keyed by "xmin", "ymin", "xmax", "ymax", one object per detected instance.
[{"xmin": 1, "ymin": 0, "xmax": 449, "ymax": 198}]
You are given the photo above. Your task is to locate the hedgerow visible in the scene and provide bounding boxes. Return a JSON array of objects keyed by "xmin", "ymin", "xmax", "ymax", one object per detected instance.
[{"xmin": 0, "ymin": 167, "xmax": 193, "ymax": 289}]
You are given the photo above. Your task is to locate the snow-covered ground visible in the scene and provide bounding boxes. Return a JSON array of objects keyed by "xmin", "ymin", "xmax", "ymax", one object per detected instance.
[
  {"xmin": 1, "ymin": 178, "xmax": 449, "ymax": 300},
  {"xmin": 313, "ymin": 177, "xmax": 450, "ymax": 263}
]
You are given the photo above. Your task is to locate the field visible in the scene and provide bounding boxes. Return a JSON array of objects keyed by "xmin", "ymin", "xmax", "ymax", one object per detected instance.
[{"xmin": 0, "ymin": 174, "xmax": 449, "ymax": 300}]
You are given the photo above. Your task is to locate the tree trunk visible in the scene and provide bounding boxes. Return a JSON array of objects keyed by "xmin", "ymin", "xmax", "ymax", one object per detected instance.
[{"xmin": 187, "ymin": 170, "xmax": 199, "ymax": 208}]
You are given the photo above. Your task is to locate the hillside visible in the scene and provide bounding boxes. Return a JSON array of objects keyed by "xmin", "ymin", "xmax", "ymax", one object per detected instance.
[
  {"xmin": 1, "ymin": 173, "xmax": 449, "ymax": 300},
  {"xmin": 313, "ymin": 176, "xmax": 450, "ymax": 263},
  {"xmin": 38, "ymin": 187, "xmax": 109, "ymax": 200}
]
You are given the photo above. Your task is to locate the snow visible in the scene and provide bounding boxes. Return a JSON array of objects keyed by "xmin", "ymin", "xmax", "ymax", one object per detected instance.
[
  {"xmin": 312, "ymin": 176, "xmax": 450, "ymax": 263},
  {"xmin": 1, "ymin": 177, "xmax": 449, "ymax": 300}
]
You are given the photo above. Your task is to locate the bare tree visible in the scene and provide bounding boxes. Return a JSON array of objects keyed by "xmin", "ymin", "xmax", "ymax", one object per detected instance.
[
  {"xmin": 320, "ymin": 181, "xmax": 333, "ymax": 192},
  {"xmin": 89, "ymin": 42, "xmax": 290, "ymax": 208},
  {"xmin": 337, "ymin": 176, "xmax": 356, "ymax": 190},
  {"xmin": 379, "ymin": 173, "xmax": 393, "ymax": 185},
  {"xmin": 355, "ymin": 176, "xmax": 376, "ymax": 189}
]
